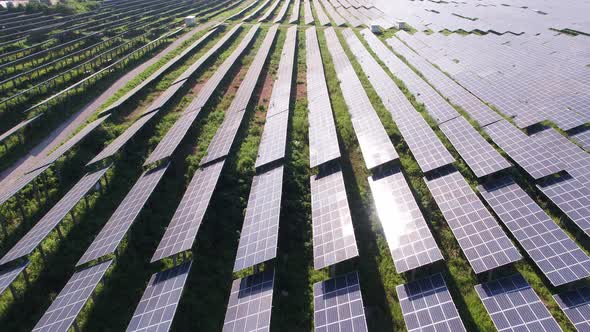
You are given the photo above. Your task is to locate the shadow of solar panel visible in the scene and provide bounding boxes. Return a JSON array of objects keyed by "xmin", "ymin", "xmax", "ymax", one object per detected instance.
[
  {"xmin": 479, "ymin": 176, "xmax": 590, "ymax": 286},
  {"xmin": 0, "ymin": 260, "xmax": 29, "ymax": 296},
  {"xmin": 537, "ymin": 174, "xmax": 590, "ymax": 237},
  {"xmin": 324, "ymin": 27, "xmax": 398, "ymax": 170},
  {"xmin": 440, "ymin": 116, "xmax": 511, "ymax": 177},
  {"xmin": 554, "ymin": 287, "xmax": 590, "ymax": 332},
  {"xmin": 424, "ymin": 169, "xmax": 521, "ymax": 273},
  {"xmin": 151, "ymin": 160, "xmax": 225, "ymax": 262},
  {"xmin": 475, "ymin": 274, "xmax": 561, "ymax": 332},
  {"xmin": 0, "ymin": 165, "xmax": 110, "ymax": 266},
  {"xmin": 77, "ymin": 163, "xmax": 169, "ymax": 266},
  {"xmin": 313, "ymin": 271, "xmax": 368, "ymax": 332},
  {"xmin": 484, "ymin": 120, "xmax": 563, "ymax": 180},
  {"xmin": 233, "ymin": 165, "xmax": 283, "ymax": 272},
  {"xmin": 369, "ymin": 166, "xmax": 443, "ymax": 273},
  {"xmin": 126, "ymin": 261, "xmax": 192, "ymax": 332},
  {"xmin": 33, "ymin": 260, "xmax": 112, "ymax": 332},
  {"xmin": 306, "ymin": 27, "xmax": 341, "ymax": 168},
  {"xmin": 396, "ymin": 273, "xmax": 466, "ymax": 332},
  {"xmin": 223, "ymin": 269, "xmax": 274, "ymax": 332},
  {"xmin": 311, "ymin": 164, "xmax": 359, "ymax": 269}
]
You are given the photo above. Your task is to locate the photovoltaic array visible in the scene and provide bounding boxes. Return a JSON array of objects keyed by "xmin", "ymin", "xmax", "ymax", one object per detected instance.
[
  {"xmin": 222, "ymin": 269, "xmax": 274, "ymax": 332},
  {"xmin": 553, "ymin": 287, "xmax": 590, "ymax": 331},
  {"xmin": 475, "ymin": 274, "xmax": 561, "ymax": 331},
  {"xmin": 126, "ymin": 261, "xmax": 192, "ymax": 332},
  {"xmin": 396, "ymin": 273, "xmax": 466, "ymax": 332},
  {"xmin": 0, "ymin": 260, "xmax": 29, "ymax": 296},
  {"xmin": 313, "ymin": 272, "xmax": 368, "ymax": 332}
]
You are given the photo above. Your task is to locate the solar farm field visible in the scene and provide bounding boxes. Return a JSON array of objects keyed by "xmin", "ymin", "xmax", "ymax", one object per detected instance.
[{"xmin": 0, "ymin": 0, "xmax": 589, "ymax": 331}]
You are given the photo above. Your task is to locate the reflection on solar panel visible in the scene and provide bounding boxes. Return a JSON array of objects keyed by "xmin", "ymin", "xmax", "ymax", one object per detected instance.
[
  {"xmin": 479, "ymin": 177, "xmax": 590, "ymax": 286},
  {"xmin": 32, "ymin": 260, "xmax": 112, "ymax": 332},
  {"xmin": 77, "ymin": 163, "xmax": 169, "ymax": 266},
  {"xmin": 424, "ymin": 169, "xmax": 521, "ymax": 273},
  {"xmin": 88, "ymin": 111, "xmax": 159, "ymax": 166},
  {"xmin": 397, "ymin": 273, "xmax": 466, "ymax": 332},
  {"xmin": 475, "ymin": 274, "xmax": 561, "ymax": 332},
  {"xmin": 324, "ymin": 28, "xmax": 398, "ymax": 170},
  {"xmin": 440, "ymin": 116, "xmax": 511, "ymax": 177},
  {"xmin": 311, "ymin": 164, "xmax": 359, "ymax": 269},
  {"xmin": 0, "ymin": 165, "xmax": 110, "ymax": 266},
  {"xmin": 234, "ymin": 165, "xmax": 283, "ymax": 272},
  {"xmin": 0, "ymin": 163, "xmax": 51, "ymax": 206},
  {"xmin": 289, "ymin": 0, "xmax": 300, "ymax": 23},
  {"xmin": 368, "ymin": 166, "xmax": 443, "ymax": 273},
  {"xmin": 537, "ymin": 175, "xmax": 590, "ymax": 237},
  {"xmin": 554, "ymin": 287, "xmax": 590, "ymax": 331},
  {"xmin": 0, "ymin": 260, "xmax": 28, "ymax": 296},
  {"xmin": 484, "ymin": 120, "xmax": 563, "ymax": 180},
  {"xmin": 126, "ymin": 261, "xmax": 192, "ymax": 332},
  {"xmin": 306, "ymin": 27, "xmax": 341, "ymax": 168},
  {"xmin": 313, "ymin": 272, "xmax": 368, "ymax": 332},
  {"xmin": 151, "ymin": 160, "xmax": 225, "ymax": 262},
  {"xmin": 222, "ymin": 269, "xmax": 274, "ymax": 331},
  {"xmin": 200, "ymin": 25, "xmax": 278, "ymax": 166}
]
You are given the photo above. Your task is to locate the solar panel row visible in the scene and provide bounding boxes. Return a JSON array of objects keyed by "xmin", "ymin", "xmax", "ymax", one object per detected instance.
[
  {"xmin": 258, "ymin": 0, "xmax": 281, "ymax": 22},
  {"xmin": 0, "ymin": 163, "xmax": 51, "ymax": 207},
  {"xmin": 323, "ymin": 27, "xmax": 398, "ymax": 170},
  {"xmin": 243, "ymin": 0, "xmax": 272, "ymax": 21},
  {"xmin": 0, "ymin": 165, "xmax": 110, "ymax": 266},
  {"xmin": 479, "ymin": 176, "xmax": 590, "ymax": 286},
  {"xmin": 200, "ymin": 25, "xmax": 278, "ymax": 166},
  {"xmin": 554, "ymin": 287, "xmax": 590, "ymax": 332},
  {"xmin": 304, "ymin": 0, "xmax": 314, "ymax": 24},
  {"xmin": 368, "ymin": 166, "xmax": 443, "ymax": 273},
  {"xmin": 320, "ymin": 0, "xmax": 346, "ymax": 26},
  {"xmin": 312, "ymin": 0, "xmax": 331, "ymax": 26},
  {"xmin": 341, "ymin": 28, "xmax": 454, "ymax": 174},
  {"xmin": 0, "ymin": 260, "xmax": 29, "ymax": 296},
  {"xmin": 311, "ymin": 164, "xmax": 359, "ymax": 269},
  {"xmin": 424, "ymin": 169, "xmax": 521, "ymax": 274},
  {"xmin": 289, "ymin": 0, "xmax": 300, "ymax": 23},
  {"xmin": 306, "ymin": 27, "xmax": 341, "ymax": 168},
  {"xmin": 77, "ymin": 163, "xmax": 169, "ymax": 266},
  {"xmin": 273, "ymin": 0, "xmax": 290, "ymax": 23}
]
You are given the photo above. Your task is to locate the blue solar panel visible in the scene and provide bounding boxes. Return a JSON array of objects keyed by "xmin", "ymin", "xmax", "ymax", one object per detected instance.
[{"xmin": 554, "ymin": 287, "xmax": 590, "ymax": 332}]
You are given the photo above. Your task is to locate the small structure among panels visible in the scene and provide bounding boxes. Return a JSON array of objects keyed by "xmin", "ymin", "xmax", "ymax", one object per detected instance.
[
  {"xmin": 313, "ymin": 271, "xmax": 368, "ymax": 332},
  {"xmin": 311, "ymin": 164, "xmax": 359, "ymax": 269},
  {"xmin": 233, "ymin": 165, "xmax": 284, "ymax": 272},
  {"xmin": 77, "ymin": 163, "xmax": 169, "ymax": 266},
  {"xmin": 222, "ymin": 269, "xmax": 275, "ymax": 331},
  {"xmin": 475, "ymin": 274, "xmax": 562, "ymax": 332},
  {"xmin": 368, "ymin": 166, "xmax": 443, "ymax": 273},
  {"xmin": 424, "ymin": 169, "xmax": 521, "ymax": 273},
  {"xmin": 554, "ymin": 287, "xmax": 590, "ymax": 332},
  {"xmin": 0, "ymin": 165, "xmax": 110, "ymax": 266},
  {"xmin": 126, "ymin": 261, "xmax": 192, "ymax": 332},
  {"xmin": 396, "ymin": 273, "xmax": 466, "ymax": 332},
  {"xmin": 479, "ymin": 176, "xmax": 590, "ymax": 286},
  {"xmin": 151, "ymin": 160, "xmax": 225, "ymax": 262},
  {"xmin": 32, "ymin": 260, "xmax": 112, "ymax": 332},
  {"xmin": 0, "ymin": 260, "xmax": 29, "ymax": 296}
]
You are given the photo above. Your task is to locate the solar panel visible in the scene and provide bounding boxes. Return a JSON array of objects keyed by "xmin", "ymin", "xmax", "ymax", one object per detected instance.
[
  {"xmin": 313, "ymin": 271, "xmax": 368, "ymax": 332},
  {"xmin": 32, "ymin": 259, "xmax": 112, "ymax": 332},
  {"xmin": 258, "ymin": 0, "xmax": 281, "ymax": 22},
  {"xmin": 223, "ymin": 269, "xmax": 274, "ymax": 332},
  {"xmin": 304, "ymin": 0, "xmax": 314, "ymax": 24},
  {"xmin": 233, "ymin": 165, "xmax": 283, "ymax": 272},
  {"xmin": 396, "ymin": 273, "xmax": 466, "ymax": 332},
  {"xmin": 255, "ymin": 110, "xmax": 289, "ymax": 169},
  {"xmin": 554, "ymin": 287, "xmax": 590, "ymax": 331},
  {"xmin": 320, "ymin": 0, "xmax": 346, "ymax": 26},
  {"xmin": 571, "ymin": 128, "xmax": 590, "ymax": 152},
  {"xmin": 289, "ymin": 0, "xmax": 300, "ymax": 23},
  {"xmin": 306, "ymin": 27, "xmax": 341, "ymax": 168},
  {"xmin": 537, "ymin": 174, "xmax": 590, "ymax": 237},
  {"xmin": 312, "ymin": 0, "xmax": 331, "ymax": 25},
  {"xmin": 200, "ymin": 26, "xmax": 278, "ymax": 166},
  {"xmin": 323, "ymin": 28, "xmax": 398, "ymax": 170},
  {"xmin": 126, "ymin": 261, "xmax": 192, "ymax": 332},
  {"xmin": 484, "ymin": 120, "xmax": 563, "ymax": 180},
  {"xmin": 266, "ymin": 26, "xmax": 296, "ymax": 118},
  {"xmin": 475, "ymin": 274, "xmax": 561, "ymax": 332},
  {"xmin": 0, "ymin": 165, "xmax": 110, "ymax": 266},
  {"xmin": 0, "ymin": 163, "xmax": 51, "ymax": 206},
  {"xmin": 87, "ymin": 110, "xmax": 159, "ymax": 166},
  {"xmin": 243, "ymin": 0, "xmax": 271, "ymax": 21},
  {"xmin": 440, "ymin": 116, "xmax": 511, "ymax": 177},
  {"xmin": 151, "ymin": 160, "xmax": 225, "ymax": 262},
  {"xmin": 0, "ymin": 113, "xmax": 42, "ymax": 144},
  {"xmin": 77, "ymin": 163, "xmax": 169, "ymax": 266},
  {"xmin": 311, "ymin": 164, "xmax": 359, "ymax": 269},
  {"xmin": 424, "ymin": 169, "xmax": 521, "ymax": 273},
  {"xmin": 479, "ymin": 176, "xmax": 590, "ymax": 286},
  {"xmin": 368, "ymin": 166, "xmax": 443, "ymax": 273},
  {"xmin": 273, "ymin": 0, "xmax": 289, "ymax": 22},
  {"xmin": 0, "ymin": 260, "xmax": 29, "ymax": 296}
]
